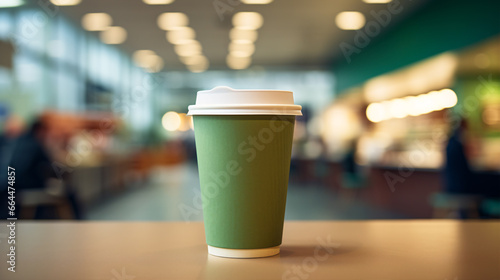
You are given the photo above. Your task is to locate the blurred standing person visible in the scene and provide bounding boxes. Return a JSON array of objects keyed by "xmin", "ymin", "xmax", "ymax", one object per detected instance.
[
  {"xmin": 340, "ymin": 139, "xmax": 366, "ymax": 198},
  {"xmin": 443, "ymin": 119, "xmax": 473, "ymax": 194}
]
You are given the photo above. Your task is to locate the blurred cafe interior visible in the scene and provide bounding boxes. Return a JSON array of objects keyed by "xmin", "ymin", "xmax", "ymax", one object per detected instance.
[{"xmin": 0, "ymin": 0, "xmax": 499, "ymax": 221}]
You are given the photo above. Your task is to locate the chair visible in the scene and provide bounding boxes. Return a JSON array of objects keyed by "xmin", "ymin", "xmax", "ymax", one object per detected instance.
[{"xmin": 19, "ymin": 179, "xmax": 74, "ymax": 219}]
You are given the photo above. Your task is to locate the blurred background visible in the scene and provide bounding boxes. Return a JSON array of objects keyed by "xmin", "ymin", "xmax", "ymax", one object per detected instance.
[{"xmin": 0, "ymin": 0, "xmax": 499, "ymax": 221}]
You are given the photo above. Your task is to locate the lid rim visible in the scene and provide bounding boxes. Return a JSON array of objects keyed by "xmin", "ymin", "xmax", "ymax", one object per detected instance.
[
  {"xmin": 188, "ymin": 112, "xmax": 302, "ymax": 116},
  {"xmin": 198, "ymin": 88, "xmax": 293, "ymax": 94},
  {"xmin": 188, "ymin": 109, "xmax": 302, "ymax": 116},
  {"xmin": 189, "ymin": 86, "xmax": 302, "ymax": 116},
  {"xmin": 188, "ymin": 104, "xmax": 302, "ymax": 109}
]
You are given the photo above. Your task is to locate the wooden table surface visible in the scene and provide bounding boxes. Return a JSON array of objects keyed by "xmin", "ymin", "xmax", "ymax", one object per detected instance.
[{"xmin": 0, "ymin": 221, "xmax": 499, "ymax": 280}]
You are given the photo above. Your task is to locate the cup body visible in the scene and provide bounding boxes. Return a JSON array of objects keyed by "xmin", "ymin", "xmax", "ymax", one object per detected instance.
[{"xmin": 193, "ymin": 115, "xmax": 295, "ymax": 254}]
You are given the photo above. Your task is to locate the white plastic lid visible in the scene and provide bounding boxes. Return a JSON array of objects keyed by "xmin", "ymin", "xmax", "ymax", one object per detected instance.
[{"xmin": 187, "ymin": 86, "xmax": 302, "ymax": 116}]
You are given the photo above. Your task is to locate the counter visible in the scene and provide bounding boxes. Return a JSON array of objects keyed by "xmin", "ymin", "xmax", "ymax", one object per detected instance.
[{"xmin": 0, "ymin": 221, "xmax": 498, "ymax": 279}]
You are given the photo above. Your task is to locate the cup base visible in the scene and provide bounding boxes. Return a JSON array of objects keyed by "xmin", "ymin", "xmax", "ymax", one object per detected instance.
[{"xmin": 207, "ymin": 245, "xmax": 280, "ymax": 259}]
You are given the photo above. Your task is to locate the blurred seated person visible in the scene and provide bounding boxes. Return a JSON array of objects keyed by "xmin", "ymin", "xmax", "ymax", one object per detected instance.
[
  {"xmin": 5, "ymin": 118, "xmax": 81, "ymax": 219},
  {"xmin": 0, "ymin": 115, "xmax": 25, "ymax": 219},
  {"xmin": 437, "ymin": 118, "xmax": 500, "ymax": 219},
  {"xmin": 9, "ymin": 119, "xmax": 53, "ymax": 190},
  {"xmin": 0, "ymin": 115, "xmax": 25, "ymax": 164}
]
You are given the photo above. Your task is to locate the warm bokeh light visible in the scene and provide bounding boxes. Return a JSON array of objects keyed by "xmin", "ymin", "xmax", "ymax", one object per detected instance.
[
  {"xmin": 240, "ymin": 0, "xmax": 273, "ymax": 4},
  {"xmin": 160, "ymin": 19, "xmax": 207, "ymax": 71},
  {"xmin": 82, "ymin": 13, "xmax": 112, "ymax": 31},
  {"xmin": 157, "ymin": 13, "xmax": 189, "ymax": 31},
  {"xmin": 226, "ymin": 55, "xmax": 252, "ymax": 70},
  {"xmin": 167, "ymin": 27, "xmax": 196, "ymax": 45},
  {"xmin": 177, "ymin": 113, "xmax": 190, "ymax": 131},
  {"xmin": 388, "ymin": 98, "xmax": 409, "ymax": 119},
  {"xmin": 335, "ymin": 11, "xmax": 366, "ymax": 30},
  {"xmin": 143, "ymin": 0, "xmax": 174, "ymax": 4},
  {"xmin": 175, "ymin": 41, "xmax": 202, "ymax": 57},
  {"xmin": 229, "ymin": 14, "xmax": 261, "ymax": 70},
  {"xmin": 366, "ymin": 88, "xmax": 459, "ymax": 122},
  {"xmin": 363, "ymin": 53, "xmax": 458, "ymax": 102},
  {"xmin": 180, "ymin": 55, "xmax": 207, "ymax": 66},
  {"xmin": 364, "ymin": 76, "xmax": 394, "ymax": 102},
  {"xmin": 50, "ymin": 0, "xmax": 80, "ymax": 6},
  {"xmin": 414, "ymin": 93, "xmax": 434, "ymax": 114},
  {"xmin": 189, "ymin": 116, "xmax": 194, "ymax": 130},
  {"xmin": 366, "ymin": 103, "xmax": 387, "ymax": 123},
  {"xmin": 404, "ymin": 96, "xmax": 420, "ymax": 116},
  {"xmin": 146, "ymin": 56, "xmax": 164, "ymax": 73},
  {"xmin": 187, "ymin": 59, "xmax": 209, "ymax": 73},
  {"xmin": 229, "ymin": 42, "xmax": 255, "ymax": 57},
  {"xmin": 132, "ymin": 50, "xmax": 164, "ymax": 72},
  {"xmin": 428, "ymin": 90, "xmax": 443, "ymax": 110},
  {"xmin": 440, "ymin": 88, "xmax": 458, "ymax": 108},
  {"xmin": 133, "ymin": 50, "xmax": 156, "ymax": 67},
  {"xmin": 100, "ymin": 26, "xmax": 127, "ymax": 44},
  {"xmin": 323, "ymin": 106, "xmax": 362, "ymax": 141},
  {"xmin": 232, "ymin": 12, "xmax": 264, "ymax": 30},
  {"xmin": 162, "ymin": 111, "xmax": 181, "ymax": 131},
  {"xmin": 229, "ymin": 28, "xmax": 258, "ymax": 44},
  {"xmin": 363, "ymin": 0, "xmax": 392, "ymax": 3}
]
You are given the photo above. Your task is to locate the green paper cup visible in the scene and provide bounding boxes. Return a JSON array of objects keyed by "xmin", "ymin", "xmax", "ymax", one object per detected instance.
[{"xmin": 188, "ymin": 87, "xmax": 302, "ymax": 258}]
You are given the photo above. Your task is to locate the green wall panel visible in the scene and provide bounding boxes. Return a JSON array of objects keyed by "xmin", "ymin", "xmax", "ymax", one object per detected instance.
[{"xmin": 333, "ymin": 0, "xmax": 500, "ymax": 93}]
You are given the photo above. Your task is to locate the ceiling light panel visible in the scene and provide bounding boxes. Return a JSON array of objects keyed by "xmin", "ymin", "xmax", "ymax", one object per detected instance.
[
  {"xmin": 82, "ymin": 13, "xmax": 112, "ymax": 31},
  {"xmin": 335, "ymin": 11, "xmax": 365, "ymax": 30},
  {"xmin": 157, "ymin": 13, "xmax": 189, "ymax": 31}
]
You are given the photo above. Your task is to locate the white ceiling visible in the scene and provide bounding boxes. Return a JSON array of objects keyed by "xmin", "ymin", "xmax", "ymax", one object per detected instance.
[{"xmin": 57, "ymin": 0, "xmax": 427, "ymax": 71}]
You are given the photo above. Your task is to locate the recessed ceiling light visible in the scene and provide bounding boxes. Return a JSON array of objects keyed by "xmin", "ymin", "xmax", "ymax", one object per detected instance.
[
  {"xmin": 229, "ymin": 42, "xmax": 255, "ymax": 57},
  {"xmin": 175, "ymin": 41, "xmax": 202, "ymax": 57},
  {"xmin": 82, "ymin": 13, "xmax": 112, "ymax": 31},
  {"xmin": 166, "ymin": 27, "xmax": 196, "ymax": 45},
  {"xmin": 187, "ymin": 58, "xmax": 209, "ymax": 73},
  {"xmin": 146, "ymin": 56, "xmax": 164, "ymax": 73},
  {"xmin": 133, "ymin": 50, "xmax": 156, "ymax": 67},
  {"xmin": 132, "ymin": 50, "xmax": 164, "ymax": 72},
  {"xmin": 100, "ymin": 26, "xmax": 127, "ymax": 44},
  {"xmin": 50, "ymin": 0, "xmax": 81, "ymax": 6},
  {"xmin": 227, "ymin": 55, "xmax": 251, "ymax": 70},
  {"xmin": 0, "ymin": 0, "xmax": 24, "ymax": 8},
  {"xmin": 180, "ymin": 55, "xmax": 207, "ymax": 66},
  {"xmin": 188, "ymin": 65, "xmax": 208, "ymax": 73},
  {"xmin": 143, "ymin": 0, "xmax": 174, "ymax": 5},
  {"xmin": 232, "ymin": 12, "xmax": 264, "ymax": 30},
  {"xmin": 363, "ymin": 0, "xmax": 392, "ymax": 3},
  {"xmin": 240, "ymin": 0, "xmax": 273, "ymax": 4},
  {"xmin": 335, "ymin": 11, "xmax": 365, "ymax": 30},
  {"xmin": 157, "ymin": 13, "xmax": 189, "ymax": 31},
  {"xmin": 229, "ymin": 28, "xmax": 258, "ymax": 43}
]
